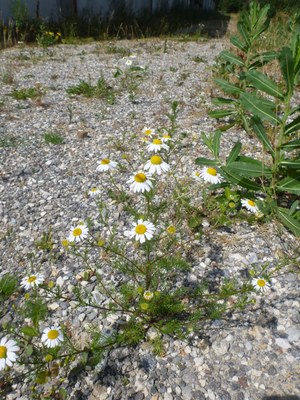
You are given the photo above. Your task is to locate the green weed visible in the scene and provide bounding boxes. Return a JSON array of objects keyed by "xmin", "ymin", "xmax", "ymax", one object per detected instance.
[{"xmin": 43, "ymin": 132, "xmax": 65, "ymax": 145}]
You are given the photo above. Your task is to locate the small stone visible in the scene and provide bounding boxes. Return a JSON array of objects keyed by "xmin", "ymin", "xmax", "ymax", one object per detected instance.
[
  {"xmin": 48, "ymin": 302, "xmax": 60, "ymax": 310},
  {"xmin": 268, "ymin": 366, "xmax": 277, "ymax": 376},
  {"xmin": 212, "ymin": 339, "xmax": 230, "ymax": 356},
  {"xmin": 175, "ymin": 386, "xmax": 181, "ymax": 395},
  {"xmin": 286, "ymin": 325, "xmax": 300, "ymax": 342},
  {"xmin": 275, "ymin": 338, "xmax": 291, "ymax": 349},
  {"xmin": 181, "ymin": 386, "xmax": 192, "ymax": 400},
  {"xmin": 135, "ymin": 392, "xmax": 145, "ymax": 400},
  {"xmin": 146, "ymin": 327, "xmax": 159, "ymax": 341}
]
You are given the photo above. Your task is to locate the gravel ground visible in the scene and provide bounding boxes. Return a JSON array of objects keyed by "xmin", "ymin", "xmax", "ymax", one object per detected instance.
[{"xmin": 1, "ymin": 38, "xmax": 300, "ymax": 400}]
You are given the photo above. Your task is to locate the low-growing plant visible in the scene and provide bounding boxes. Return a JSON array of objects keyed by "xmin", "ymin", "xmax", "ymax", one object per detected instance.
[
  {"xmin": 0, "ymin": 100, "xmax": 291, "ymax": 397},
  {"xmin": 66, "ymin": 75, "xmax": 115, "ymax": 104},
  {"xmin": 0, "ymin": 135, "xmax": 18, "ymax": 147},
  {"xmin": 197, "ymin": 2, "xmax": 300, "ymax": 236},
  {"xmin": 43, "ymin": 132, "xmax": 65, "ymax": 145},
  {"xmin": 105, "ymin": 45, "xmax": 131, "ymax": 56},
  {"xmin": 36, "ymin": 26, "xmax": 62, "ymax": 47},
  {"xmin": 9, "ymin": 86, "xmax": 43, "ymax": 100},
  {"xmin": 0, "ymin": 274, "xmax": 18, "ymax": 304},
  {"xmin": 113, "ymin": 58, "xmax": 146, "ymax": 102},
  {"xmin": 66, "ymin": 79, "xmax": 95, "ymax": 98}
]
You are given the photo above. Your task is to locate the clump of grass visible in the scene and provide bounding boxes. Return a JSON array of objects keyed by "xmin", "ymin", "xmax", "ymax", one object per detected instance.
[
  {"xmin": 0, "ymin": 136, "xmax": 18, "ymax": 147},
  {"xmin": 192, "ymin": 56, "xmax": 206, "ymax": 63},
  {"xmin": 66, "ymin": 75, "xmax": 115, "ymax": 104},
  {"xmin": 9, "ymin": 86, "xmax": 42, "ymax": 100},
  {"xmin": 43, "ymin": 132, "xmax": 64, "ymax": 145},
  {"xmin": 66, "ymin": 80, "xmax": 95, "ymax": 97},
  {"xmin": 0, "ymin": 274, "xmax": 18, "ymax": 303},
  {"xmin": 105, "ymin": 45, "xmax": 131, "ymax": 56}
]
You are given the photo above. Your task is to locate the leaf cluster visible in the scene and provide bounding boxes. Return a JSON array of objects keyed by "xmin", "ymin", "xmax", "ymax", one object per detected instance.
[{"xmin": 197, "ymin": 2, "xmax": 300, "ymax": 235}]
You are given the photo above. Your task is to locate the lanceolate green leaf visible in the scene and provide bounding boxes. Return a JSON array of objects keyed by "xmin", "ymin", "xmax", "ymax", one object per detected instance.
[
  {"xmin": 226, "ymin": 142, "xmax": 242, "ymax": 165},
  {"xmin": 221, "ymin": 167, "xmax": 261, "ymax": 191},
  {"xmin": 279, "ymin": 47, "xmax": 295, "ymax": 95},
  {"xmin": 208, "ymin": 109, "xmax": 235, "ymax": 119},
  {"xmin": 284, "ymin": 115, "xmax": 300, "ymax": 136},
  {"xmin": 230, "ymin": 35, "xmax": 247, "ymax": 52},
  {"xmin": 21, "ymin": 326, "xmax": 39, "ymax": 337},
  {"xmin": 251, "ymin": 116, "xmax": 274, "ymax": 156},
  {"xmin": 213, "ymin": 130, "xmax": 222, "ymax": 158},
  {"xmin": 245, "ymin": 70, "xmax": 284, "ymax": 99},
  {"xmin": 227, "ymin": 161, "xmax": 272, "ymax": 177},
  {"xmin": 251, "ymin": 3, "xmax": 270, "ymax": 41},
  {"xmin": 249, "ymin": 51, "xmax": 278, "ymax": 69},
  {"xmin": 214, "ymin": 78, "xmax": 243, "ymax": 95},
  {"xmin": 195, "ymin": 157, "xmax": 219, "ymax": 166},
  {"xmin": 237, "ymin": 21, "xmax": 251, "ymax": 48},
  {"xmin": 240, "ymin": 93, "xmax": 280, "ymax": 125},
  {"xmin": 279, "ymin": 159, "xmax": 300, "ymax": 169},
  {"xmin": 280, "ymin": 139, "xmax": 300, "ymax": 151},
  {"xmin": 277, "ymin": 172, "xmax": 300, "ymax": 194},
  {"xmin": 220, "ymin": 50, "xmax": 245, "ymax": 67},
  {"xmin": 211, "ymin": 97, "xmax": 236, "ymax": 106},
  {"xmin": 277, "ymin": 208, "xmax": 300, "ymax": 236}
]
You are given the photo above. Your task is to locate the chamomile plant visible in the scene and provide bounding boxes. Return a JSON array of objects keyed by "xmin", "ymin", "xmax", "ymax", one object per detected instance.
[{"xmin": 0, "ymin": 33, "xmax": 294, "ymax": 395}]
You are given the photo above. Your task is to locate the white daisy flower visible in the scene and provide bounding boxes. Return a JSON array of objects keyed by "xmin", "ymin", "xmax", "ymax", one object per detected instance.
[
  {"xmin": 125, "ymin": 219, "xmax": 155, "ymax": 243},
  {"xmin": 89, "ymin": 187, "xmax": 101, "ymax": 197},
  {"xmin": 146, "ymin": 138, "xmax": 169, "ymax": 153},
  {"xmin": 68, "ymin": 223, "xmax": 89, "ymax": 243},
  {"xmin": 252, "ymin": 277, "xmax": 271, "ymax": 292},
  {"xmin": 241, "ymin": 198, "xmax": 259, "ymax": 214},
  {"xmin": 161, "ymin": 133, "xmax": 173, "ymax": 143},
  {"xmin": 41, "ymin": 326, "xmax": 63, "ymax": 348},
  {"xmin": 21, "ymin": 273, "xmax": 44, "ymax": 290},
  {"xmin": 192, "ymin": 171, "xmax": 201, "ymax": 180},
  {"xmin": 143, "ymin": 290, "xmax": 154, "ymax": 301},
  {"xmin": 144, "ymin": 155, "xmax": 170, "ymax": 175},
  {"xmin": 199, "ymin": 166, "xmax": 222, "ymax": 184},
  {"xmin": 142, "ymin": 127, "xmax": 155, "ymax": 137},
  {"xmin": 127, "ymin": 171, "xmax": 154, "ymax": 193},
  {"xmin": 0, "ymin": 337, "xmax": 19, "ymax": 371},
  {"xmin": 125, "ymin": 59, "xmax": 133, "ymax": 66},
  {"xmin": 96, "ymin": 158, "xmax": 117, "ymax": 172}
]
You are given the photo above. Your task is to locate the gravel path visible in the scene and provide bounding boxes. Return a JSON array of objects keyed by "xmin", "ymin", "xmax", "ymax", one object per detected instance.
[{"xmin": 1, "ymin": 38, "xmax": 300, "ymax": 400}]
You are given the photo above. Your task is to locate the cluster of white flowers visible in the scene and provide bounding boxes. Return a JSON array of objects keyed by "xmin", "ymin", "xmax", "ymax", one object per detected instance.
[{"xmin": 0, "ymin": 326, "xmax": 63, "ymax": 371}]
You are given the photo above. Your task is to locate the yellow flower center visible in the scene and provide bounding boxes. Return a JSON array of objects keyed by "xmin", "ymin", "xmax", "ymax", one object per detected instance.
[
  {"xmin": 257, "ymin": 279, "xmax": 266, "ymax": 287},
  {"xmin": 163, "ymin": 135, "xmax": 171, "ymax": 139},
  {"xmin": 153, "ymin": 139, "xmax": 162, "ymax": 145},
  {"xmin": 27, "ymin": 276, "xmax": 37, "ymax": 283},
  {"xmin": 134, "ymin": 173, "xmax": 147, "ymax": 183},
  {"xmin": 207, "ymin": 167, "xmax": 217, "ymax": 176},
  {"xmin": 167, "ymin": 225, "xmax": 176, "ymax": 234},
  {"xmin": 144, "ymin": 129, "xmax": 152, "ymax": 135},
  {"xmin": 47, "ymin": 330, "xmax": 59, "ymax": 340},
  {"xmin": 61, "ymin": 239, "xmax": 69, "ymax": 247},
  {"xmin": 91, "ymin": 188, "xmax": 98, "ymax": 192},
  {"xmin": 0, "ymin": 346, "xmax": 7, "ymax": 359},
  {"xmin": 150, "ymin": 156, "xmax": 162, "ymax": 165},
  {"xmin": 72, "ymin": 227, "xmax": 82, "ymax": 237},
  {"xmin": 248, "ymin": 200, "xmax": 255, "ymax": 207},
  {"xmin": 100, "ymin": 159, "xmax": 110, "ymax": 165},
  {"xmin": 135, "ymin": 224, "xmax": 147, "ymax": 235},
  {"xmin": 144, "ymin": 290, "xmax": 154, "ymax": 300},
  {"xmin": 195, "ymin": 172, "xmax": 200, "ymax": 177}
]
